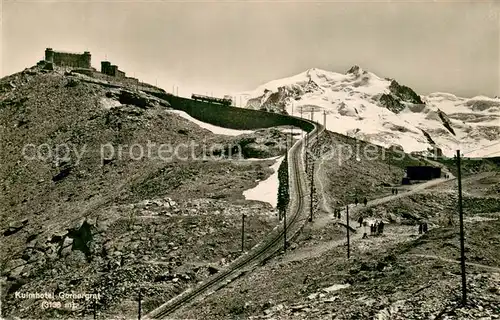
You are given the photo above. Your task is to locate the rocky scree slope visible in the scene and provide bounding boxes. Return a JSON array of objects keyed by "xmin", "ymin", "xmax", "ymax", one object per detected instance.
[{"xmin": 0, "ymin": 66, "xmax": 291, "ymax": 318}]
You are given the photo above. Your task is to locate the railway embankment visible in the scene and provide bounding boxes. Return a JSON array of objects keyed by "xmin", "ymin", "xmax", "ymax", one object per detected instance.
[{"xmin": 148, "ymin": 92, "xmax": 315, "ymax": 132}]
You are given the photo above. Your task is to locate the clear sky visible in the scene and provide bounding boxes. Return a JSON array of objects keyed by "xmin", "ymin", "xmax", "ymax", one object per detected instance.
[{"xmin": 1, "ymin": 0, "xmax": 499, "ymax": 98}]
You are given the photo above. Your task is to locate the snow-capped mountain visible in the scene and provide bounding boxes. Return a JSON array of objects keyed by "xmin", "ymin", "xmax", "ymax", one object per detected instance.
[{"xmin": 235, "ymin": 66, "xmax": 500, "ymax": 158}]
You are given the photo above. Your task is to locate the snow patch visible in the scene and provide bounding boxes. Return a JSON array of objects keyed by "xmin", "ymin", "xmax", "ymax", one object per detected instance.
[
  {"xmin": 279, "ymin": 127, "xmax": 308, "ymax": 138},
  {"xmin": 322, "ymin": 283, "xmax": 351, "ymax": 293},
  {"xmin": 242, "ymin": 156, "xmax": 285, "ymax": 208},
  {"xmin": 167, "ymin": 110, "xmax": 254, "ymax": 136}
]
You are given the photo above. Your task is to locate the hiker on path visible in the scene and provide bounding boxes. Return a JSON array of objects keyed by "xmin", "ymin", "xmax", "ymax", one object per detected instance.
[
  {"xmin": 355, "ymin": 198, "xmax": 359, "ymax": 206},
  {"xmin": 423, "ymin": 222, "xmax": 428, "ymax": 233},
  {"xmin": 362, "ymin": 221, "xmax": 368, "ymax": 239},
  {"xmin": 378, "ymin": 220, "xmax": 385, "ymax": 235},
  {"xmin": 391, "ymin": 188, "xmax": 395, "ymax": 195},
  {"xmin": 358, "ymin": 216, "xmax": 363, "ymax": 227},
  {"xmin": 418, "ymin": 223, "xmax": 423, "ymax": 234},
  {"xmin": 363, "ymin": 197, "xmax": 368, "ymax": 206},
  {"xmin": 395, "ymin": 189, "xmax": 398, "ymax": 195}
]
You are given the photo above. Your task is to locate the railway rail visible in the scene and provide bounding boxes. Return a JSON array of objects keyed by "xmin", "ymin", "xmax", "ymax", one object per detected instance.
[{"xmin": 145, "ymin": 120, "xmax": 324, "ymax": 319}]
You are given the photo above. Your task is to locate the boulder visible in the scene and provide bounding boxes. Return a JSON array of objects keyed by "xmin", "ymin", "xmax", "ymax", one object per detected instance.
[
  {"xmin": 3, "ymin": 259, "xmax": 28, "ymax": 278},
  {"xmin": 3, "ymin": 218, "xmax": 29, "ymax": 236},
  {"xmin": 59, "ymin": 237, "xmax": 74, "ymax": 256}
]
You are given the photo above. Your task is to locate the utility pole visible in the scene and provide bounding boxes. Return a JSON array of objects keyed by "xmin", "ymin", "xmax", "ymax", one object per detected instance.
[
  {"xmin": 346, "ymin": 204, "xmax": 350, "ymax": 259},
  {"xmin": 309, "ymin": 162, "xmax": 314, "ymax": 222},
  {"xmin": 285, "ymin": 133, "xmax": 288, "ymax": 155},
  {"xmin": 137, "ymin": 289, "xmax": 142, "ymax": 320},
  {"xmin": 241, "ymin": 214, "xmax": 245, "ymax": 252},
  {"xmin": 93, "ymin": 298, "xmax": 97, "ymax": 319},
  {"xmin": 323, "ymin": 110, "xmax": 326, "ymax": 127},
  {"xmin": 311, "ymin": 109, "xmax": 314, "ymax": 122},
  {"xmin": 283, "ymin": 206, "xmax": 287, "ymax": 252},
  {"xmin": 305, "ymin": 139, "xmax": 308, "ymax": 174},
  {"xmin": 456, "ymin": 150, "xmax": 467, "ymax": 305}
]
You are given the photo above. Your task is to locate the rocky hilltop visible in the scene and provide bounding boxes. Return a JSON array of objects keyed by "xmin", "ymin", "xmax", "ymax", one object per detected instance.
[{"xmin": 0, "ymin": 65, "xmax": 293, "ymax": 318}]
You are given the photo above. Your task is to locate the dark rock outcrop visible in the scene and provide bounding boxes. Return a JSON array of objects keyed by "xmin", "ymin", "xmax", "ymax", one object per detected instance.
[
  {"xmin": 421, "ymin": 129, "xmax": 437, "ymax": 146},
  {"xmin": 379, "ymin": 94, "xmax": 405, "ymax": 114},
  {"xmin": 437, "ymin": 109, "xmax": 456, "ymax": 135},
  {"xmin": 379, "ymin": 80, "xmax": 424, "ymax": 114}
]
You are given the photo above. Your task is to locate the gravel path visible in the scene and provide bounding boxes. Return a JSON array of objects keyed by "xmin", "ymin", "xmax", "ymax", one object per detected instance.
[{"xmin": 281, "ymin": 154, "xmax": 460, "ymax": 264}]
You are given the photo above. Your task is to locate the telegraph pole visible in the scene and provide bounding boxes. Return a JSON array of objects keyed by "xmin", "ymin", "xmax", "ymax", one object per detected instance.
[
  {"xmin": 241, "ymin": 214, "xmax": 245, "ymax": 252},
  {"xmin": 456, "ymin": 150, "xmax": 467, "ymax": 305},
  {"xmin": 137, "ymin": 288, "xmax": 142, "ymax": 320},
  {"xmin": 323, "ymin": 110, "xmax": 326, "ymax": 127},
  {"xmin": 305, "ymin": 138, "xmax": 308, "ymax": 173},
  {"xmin": 283, "ymin": 206, "xmax": 287, "ymax": 252},
  {"xmin": 346, "ymin": 205, "xmax": 350, "ymax": 259},
  {"xmin": 285, "ymin": 133, "xmax": 288, "ymax": 155},
  {"xmin": 311, "ymin": 109, "xmax": 314, "ymax": 122},
  {"xmin": 309, "ymin": 162, "xmax": 314, "ymax": 222}
]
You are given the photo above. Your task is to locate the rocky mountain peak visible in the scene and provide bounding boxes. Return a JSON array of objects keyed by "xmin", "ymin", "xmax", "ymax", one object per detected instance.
[
  {"xmin": 346, "ymin": 65, "xmax": 362, "ymax": 75},
  {"xmin": 236, "ymin": 67, "xmax": 500, "ymax": 157}
]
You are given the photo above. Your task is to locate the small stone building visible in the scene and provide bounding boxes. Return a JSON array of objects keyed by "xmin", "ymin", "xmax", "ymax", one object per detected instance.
[
  {"xmin": 101, "ymin": 61, "xmax": 126, "ymax": 78},
  {"xmin": 405, "ymin": 166, "xmax": 441, "ymax": 181}
]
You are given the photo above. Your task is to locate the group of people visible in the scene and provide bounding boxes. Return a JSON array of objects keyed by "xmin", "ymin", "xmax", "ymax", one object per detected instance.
[
  {"xmin": 359, "ymin": 217, "xmax": 385, "ymax": 239},
  {"xmin": 334, "ymin": 208, "xmax": 342, "ymax": 219},
  {"xmin": 354, "ymin": 197, "xmax": 368, "ymax": 206},
  {"xmin": 371, "ymin": 220, "xmax": 385, "ymax": 235},
  {"xmin": 391, "ymin": 188, "xmax": 399, "ymax": 195},
  {"xmin": 418, "ymin": 221, "xmax": 429, "ymax": 234}
]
